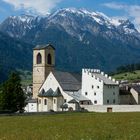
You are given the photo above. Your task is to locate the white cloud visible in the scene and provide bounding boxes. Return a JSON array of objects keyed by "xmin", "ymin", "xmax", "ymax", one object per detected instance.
[
  {"xmin": 103, "ymin": 2, "xmax": 140, "ymax": 32},
  {"xmin": 103, "ymin": 2, "xmax": 127, "ymax": 10},
  {"xmin": 2, "ymin": 0, "xmax": 63, "ymax": 15}
]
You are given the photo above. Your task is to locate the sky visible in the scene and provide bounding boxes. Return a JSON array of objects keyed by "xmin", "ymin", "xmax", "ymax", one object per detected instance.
[{"xmin": 0, "ymin": 0, "xmax": 140, "ymax": 30}]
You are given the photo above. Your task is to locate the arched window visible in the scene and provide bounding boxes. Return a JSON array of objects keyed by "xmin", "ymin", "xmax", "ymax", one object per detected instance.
[
  {"xmin": 37, "ymin": 53, "xmax": 42, "ymax": 64},
  {"xmin": 47, "ymin": 53, "xmax": 52, "ymax": 65},
  {"xmin": 44, "ymin": 99, "xmax": 47, "ymax": 105}
]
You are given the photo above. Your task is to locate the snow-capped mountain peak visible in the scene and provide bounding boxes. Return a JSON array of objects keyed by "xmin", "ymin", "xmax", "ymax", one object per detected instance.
[
  {"xmin": 48, "ymin": 8, "xmax": 136, "ymax": 30},
  {"xmin": 0, "ymin": 7, "xmax": 139, "ymax": 40},
  {"xmin": 9, "ymin": 14, "xmax": 35, "ymax": 23}
]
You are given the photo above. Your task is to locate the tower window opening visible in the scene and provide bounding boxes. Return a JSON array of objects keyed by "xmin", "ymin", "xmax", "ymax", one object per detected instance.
[
  {"xmin": 47, "ymin": 53, "xmax": 52, "ymax": 65},
  {"xmin": 37, "ymin": 53, "xmax": 42, "ymax": 64}
]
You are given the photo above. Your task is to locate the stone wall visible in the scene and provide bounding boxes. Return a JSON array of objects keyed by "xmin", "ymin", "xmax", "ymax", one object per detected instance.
[{"xmin": 81, "ymin": 105, "xmax": 140, "ymax": 112}]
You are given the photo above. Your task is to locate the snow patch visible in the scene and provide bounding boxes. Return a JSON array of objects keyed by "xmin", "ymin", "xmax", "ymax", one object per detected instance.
[{"xmin": 110, "ymin": 19, "xmax": 121, "ymax": 26}]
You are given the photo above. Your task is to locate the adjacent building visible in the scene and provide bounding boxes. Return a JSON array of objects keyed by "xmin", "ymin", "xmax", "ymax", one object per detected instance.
[
  {"xmin": 119, "ymin": 85, "xmax": 140, "ymax": 105},
  {"xmin": 81, "ymin": 69, "xmax": 119, "ymax": 105}
]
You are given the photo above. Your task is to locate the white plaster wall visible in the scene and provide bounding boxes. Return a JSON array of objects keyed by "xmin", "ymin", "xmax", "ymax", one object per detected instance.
[
  {"xmin": 24, "ymin": 103, "xmax": 37, "ymax": 112},
  {"xmin": 53, "ymin": 97, "xmax": 57, "ymax": 111},
  {"xmin": 81, "ymin": 105, "xmax": 140, "ymax": 112},
  {"xmin": 42, "ymin": 98, "xmax": 47, "ymax": 112},
  {"xmin": 82, "ymin": 69, "xmax": 104, "ymax": 105},
  {"xmin": 39, "ymin": 72, "xmax": 76, "ymax": 111},
  {"xmin": 81, "ymin": 69, "xmax": 119, "ymax": 105},
  {"xmin": 38, "ymin": 98, "xmax": 43, "ymax": 112},
  {"xmin": 38, "ymin": 97, "xmax": 52, "ymax": 112},
  {"xmin": 57, "ymin": 96, "xmax": 65, "ymax": 111},
  {"xmin": 47, "ymin": 98, "xmax": 53, "ymax": 111},
  {"xmin": 103, "ymin": 85, "xmax": 119, "ymax": 105},
  {"xmin": 130, "ymin": 88, "xmax": 139, "ymax": 104}
]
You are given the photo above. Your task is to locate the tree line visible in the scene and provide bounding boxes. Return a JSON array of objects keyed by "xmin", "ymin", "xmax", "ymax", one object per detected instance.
[{"xmin": 116, "ymin": 63, "xmax": 140, "ymax": 74}]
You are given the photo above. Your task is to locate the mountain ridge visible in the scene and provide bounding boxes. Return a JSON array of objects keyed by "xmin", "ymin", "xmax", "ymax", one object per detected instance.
[
  {"xmin": 0, "ymin": 8, "xmax": 140, "ymax": 78},
  {"xmin": 0, "ymin": 8, "xmax": 139, "ymax": 40}
]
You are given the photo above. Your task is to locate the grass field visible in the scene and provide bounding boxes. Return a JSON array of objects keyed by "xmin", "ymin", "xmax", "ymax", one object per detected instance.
[
  {"xmin": 113, "ymin": 70, "xmax": 140, "ymax": 82},
  {"xmin": 0, "ymin": 112, "xmax": 140, "ymax": 140}
]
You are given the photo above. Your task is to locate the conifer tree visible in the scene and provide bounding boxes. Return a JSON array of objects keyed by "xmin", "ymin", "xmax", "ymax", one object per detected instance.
[{"xmin": 0, "ymin": 72, "xmax": 26, "ymax": 113}]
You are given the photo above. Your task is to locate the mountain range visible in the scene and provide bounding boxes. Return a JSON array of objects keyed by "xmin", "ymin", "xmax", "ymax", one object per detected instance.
[{"xmin": 1, "ymin": 8, "xmax": 140, "ymax": 82}]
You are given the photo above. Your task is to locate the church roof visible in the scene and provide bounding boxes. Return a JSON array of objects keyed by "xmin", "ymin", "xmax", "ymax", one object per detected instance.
[
  {"xmin": 52, "ymin": 71, "xmax": 81, "ymax": 91},
  {"xmin": 38, "ymin": 88, "xmax": 62, "ymax": 97},
  {"xmin": 68, "ymin": 99, "xmax": 78, "ymax": 103},
  {"xmin": 38, "ymin": 88, "xmax": 54, "ymax": 97},
  {"xmin": 26, "ymin": 99, "xmax": 38, "ymax": 103},
  {"xmin": 33, "ymin": 44, "xmax": 55, "ymax": 50},
  {"xmin": 53, "ymin": 88, "xmax": 62, "ymax": 97},
  {"xmin": 67, "ymin": 92, "xmax": 90, "ymax": 101}
]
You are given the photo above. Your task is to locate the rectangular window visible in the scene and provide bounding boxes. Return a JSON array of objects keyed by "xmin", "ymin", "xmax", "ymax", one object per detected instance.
[
  {"xmin": 108, "ymin": 86, "xmax": 110, "ymax": 88},
  {"xmin": 54, "ymin": 99, "xmax": 56, "ymax": 104},
  {"xmin": 92, "ymin": 85, "xmax": 94, "ymax": 89},
  {"xmin": 107, "ymin": 100, "xmax": 109, "ymax": 104},
  {"xmin": 97, "ymin": 86, "xmax": 99, "ymax": 89},
  {"xmin": 94, "ymin": 100, "xmax": 97, "ymax": 104},
  {"xmin": 113, "ymin": 92, "xmax": 115, "ymax": 95},
  {"xmin": 113, "ymin": 99, "xmax": 115, "ymax": 104},
  {"xmin": 85, "ymin": 92, "xmax": 88, "ymax": 95},
  {"xmin": 94, "ymin": 92, "xmax": 96, "ymax": 95}
]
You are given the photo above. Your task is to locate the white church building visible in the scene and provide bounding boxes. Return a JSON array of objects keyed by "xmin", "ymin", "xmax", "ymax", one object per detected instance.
[{"xmin": 25, "ymin": 44, "xmax": 119, "ymax": 112}]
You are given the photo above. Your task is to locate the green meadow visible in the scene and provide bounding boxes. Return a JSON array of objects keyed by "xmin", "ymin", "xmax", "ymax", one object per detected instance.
[
  {"xmin": 113, "ymin": 70, "xmax": 140, "ymax": 82},
  {"xmin": 0, "ymin": 112, "xmax": 140, "ymax": 140}
]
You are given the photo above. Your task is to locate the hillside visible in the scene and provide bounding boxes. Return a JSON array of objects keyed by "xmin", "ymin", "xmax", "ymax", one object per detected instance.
[
  {"xmin": 113, "ymin": 70, "xmax": 140, "ymax": 82},
  {"xmin": 0, "ymin": 32, "xmax": 33, "ymax": 83}
]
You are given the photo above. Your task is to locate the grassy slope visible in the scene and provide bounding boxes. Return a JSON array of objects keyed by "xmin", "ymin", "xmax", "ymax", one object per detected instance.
[
  {"xmin": 0, "ymin": 112, "xmax": 140, "ymax": 140},
  {"xmin": 112, "ymin": 70, "xmax": 140, "ymax": 82}
]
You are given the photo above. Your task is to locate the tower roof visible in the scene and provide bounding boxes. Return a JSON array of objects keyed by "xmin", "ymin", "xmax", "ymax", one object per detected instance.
[{"xmin": 33, "ymin": 44, "xmax": 55, "ymax": 50}]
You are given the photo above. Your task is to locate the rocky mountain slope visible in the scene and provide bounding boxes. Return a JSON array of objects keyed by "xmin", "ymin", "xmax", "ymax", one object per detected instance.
[{"xmin": 0, "ymin": 8, "xmax": 140, "ymax": 75}]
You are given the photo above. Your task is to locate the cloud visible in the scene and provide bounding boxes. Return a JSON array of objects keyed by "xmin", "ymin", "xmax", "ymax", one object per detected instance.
[
  {"xmin": 103, "ymin": 2, "xmax": 127, "ymax": 10},
  {"xmin": 2, "ymin": 0, "xmax": 63, "ymax": 15},
  {"xmin": 128, "ymin": 5, "xmax": 140, "ymax": 30},
  {"xmin": 103, "ymin": 2, "xmax": 140, "ymax": 31}
]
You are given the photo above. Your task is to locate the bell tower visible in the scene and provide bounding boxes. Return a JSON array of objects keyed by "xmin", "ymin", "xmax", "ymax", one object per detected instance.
[{"xmin": 33, "ymin": 44, "xmax": 55, "ymax": 98}]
